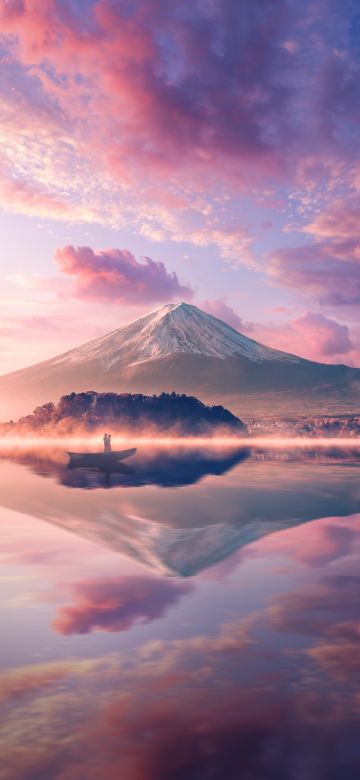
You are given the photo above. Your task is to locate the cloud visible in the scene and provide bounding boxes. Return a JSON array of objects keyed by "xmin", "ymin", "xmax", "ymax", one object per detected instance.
[
  {"xmin": 291, "ymin": 312, "xmax": 353, "ymax": 358},
  {"xmin": 200, "ymin": 303, "xmax": 353, "ymax": 360},
  {"xmin": 238, "ymin": 310, "xmax": 355, "ymax": 363},
  {"xmin": 269, "ymin": 195, "xmax": 360, "ymax": 311},
  {"xmin": 0, "ymin": 166, "xmax": 99, "ymax": 222},
  {"xmin": 304, "ymin": 198, "xmax": 360, "ymax": 241},
  {"xmin": 0, "ymin": 0, "xmax": 292, "ymax": 245},
  {"xmin": 53, "ymin": 575, "xmax": 192, "ymax": 635},
  {"xmin": 54, "ymin": 245, "xmax": 193, "ymax": 304},
  {"xmin": 199, "ymin": 300, "xmax": 247, "ymax": 332},
  {"xmin": 1, "ymin": 606, "xmax": 358, "ymax": 779},
  {"xmin": 269, "ymin": 241, "xmax": 360, "ymax": 306},
  {"xmin": 0, "ymin": 0, "xmax": 296, "ymax": 177},
  {"xmin": 1, "ymin": 0, "xmax": 360, "ymax": 366},
  {"xmin": 187, "ymin": 223, "xmax": 256, "ymax": 266},
  {"xmin": 0, "ymin": 0, "xmax": 358, "ymax": 245}
]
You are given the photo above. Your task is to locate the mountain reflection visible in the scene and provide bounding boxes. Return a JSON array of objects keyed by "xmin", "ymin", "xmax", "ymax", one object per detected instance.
[
  {"xmin": 0, "ymin": 448, "xmax": 360, "ymax": 576},
  {"xmin": 0, "ymin": 452, "xmax": 359, "ymax": 779}
]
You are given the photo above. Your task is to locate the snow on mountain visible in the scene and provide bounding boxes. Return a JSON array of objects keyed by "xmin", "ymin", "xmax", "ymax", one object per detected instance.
[{"xmin": 53, "ymin": 302, "xmax": 299, "ymax": 369}]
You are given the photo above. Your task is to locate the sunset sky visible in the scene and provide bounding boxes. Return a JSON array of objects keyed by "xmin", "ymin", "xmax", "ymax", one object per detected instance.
[{"xmin": 0, "ymin": 0, "xmax": 359, "ymax": 372}]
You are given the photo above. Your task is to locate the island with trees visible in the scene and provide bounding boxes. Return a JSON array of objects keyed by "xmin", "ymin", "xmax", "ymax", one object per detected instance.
[{"xmin": 0, "ymin": 391, "xmax": 248, "ymax": 437}]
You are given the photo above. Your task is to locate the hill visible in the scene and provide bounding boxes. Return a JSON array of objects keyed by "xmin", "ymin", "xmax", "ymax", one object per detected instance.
[{"xmin": 1, "ymin": 391, "xmax": 247, "ymax": 437}]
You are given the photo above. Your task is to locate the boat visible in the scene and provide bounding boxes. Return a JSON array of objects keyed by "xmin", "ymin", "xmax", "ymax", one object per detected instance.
[{"xmin": 67, "ymin": 447, "xmax": 137, "ymax": 469}]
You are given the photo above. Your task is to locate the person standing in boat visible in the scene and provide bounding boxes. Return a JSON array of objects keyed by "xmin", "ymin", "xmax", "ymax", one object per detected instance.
[{"xmin": 103, "ymin": 433, "xmax": 112, "ymax": 452}]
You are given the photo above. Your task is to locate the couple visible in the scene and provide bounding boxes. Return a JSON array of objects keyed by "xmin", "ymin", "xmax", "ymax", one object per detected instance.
[{"xmin": 103, "ymin": 432, "xmax": 112, "ymax": 452}]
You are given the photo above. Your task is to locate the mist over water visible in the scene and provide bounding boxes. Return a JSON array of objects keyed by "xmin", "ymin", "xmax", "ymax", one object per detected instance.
[{"xmin": 0, "ymin": 443, "xmax": 359, "ymax": 778}]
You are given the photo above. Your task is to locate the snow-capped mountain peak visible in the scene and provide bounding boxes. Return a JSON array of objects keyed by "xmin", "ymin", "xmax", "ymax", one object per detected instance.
[{"xmin": 58, "ymin": 301, "xmax": 299, "ymax": 369}]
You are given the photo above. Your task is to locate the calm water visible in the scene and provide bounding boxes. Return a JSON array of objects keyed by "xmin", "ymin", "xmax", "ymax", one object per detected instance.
[{"xmin": 0, "ymin": 445, "xmax": 359, "ymax": 779}]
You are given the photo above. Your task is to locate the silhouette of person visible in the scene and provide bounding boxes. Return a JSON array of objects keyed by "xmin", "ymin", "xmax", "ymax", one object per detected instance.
[
  {"xmin": 103, "ymin": 433, "xmax": 111, "ymax": 452},
  {"xmin": 107, "ymin": 433, "xmax": 112, "ymax": 452}
]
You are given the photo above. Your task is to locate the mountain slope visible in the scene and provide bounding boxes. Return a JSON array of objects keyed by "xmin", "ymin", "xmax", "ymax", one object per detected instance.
[
  {"xmin": 0, "ymin": 302, "xmax": 359, "ymax": 419},
  {"xmin": 39, "ymin": 302, "xmax": 300, "ymax": 368}
]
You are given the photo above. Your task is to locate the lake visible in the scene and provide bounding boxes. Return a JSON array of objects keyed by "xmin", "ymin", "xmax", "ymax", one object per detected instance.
[{"xmin": 0, "ymin": 443, "xmax": 359, "ymax": 779}]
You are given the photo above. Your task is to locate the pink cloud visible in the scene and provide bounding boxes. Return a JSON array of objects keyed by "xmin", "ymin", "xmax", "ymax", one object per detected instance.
[
  {"xmin": 2, "ymin": 0, "xmax": 355, "ymax": 207},
  {"xmin": 0, "ymin": 0, "xmax": 359, "ymax": 336},
  {"xmin": 0, "ymin": 1, "xmax": 295, "ymax": 180},
  {"xmin": 0, "ymin": 167, "xmax": 98, "ymax": 222},
  {"xmin": 54, "ymin": 245, "xmax": 193, "ymax": 304},
  {"xmin": 199, "ymin": 300, "xmax": 249, "ymax": 332},
  {"xmin": 245, "ymin": 311, "xmax": 355, "ymax": 364},
  {"xmin": 291, "ymin": 312, "xmax": 353, "ymax": 358},
  {"xmin": 178, "ymin": 298, "xmax": 356, "ymax": 364},
  {"xmin": 53, "ymin": 575, "xmax": 192, "ymax": 635},
  {"xmin": 304, "ymin": 198, "xmax": 359, "ymax": 240},
  {"xmin": 0, "ymin": 0, "xmax": 358, "ymax": 276}
]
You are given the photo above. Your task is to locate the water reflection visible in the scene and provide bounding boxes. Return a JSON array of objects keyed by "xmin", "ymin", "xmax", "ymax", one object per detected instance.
[
  {"xmin": 0, "ymin": 444, "xmax": 250, "ymax": 488},
  {"xmin": 3, "ymin": 442, "xmax": 360, "ymax": 490},
  {"xmin": 0, "ymin": 447, "xmax": 359, "ymax": 778},
  {"xmin": 0, "ymin": 446, "xmax": 360, "ymax": 576}
]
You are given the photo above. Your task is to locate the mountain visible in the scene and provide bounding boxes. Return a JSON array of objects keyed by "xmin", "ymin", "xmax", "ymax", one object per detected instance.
[{"xmin": 0, "ymin": 302, "xmax": 359, "ymax": 419}]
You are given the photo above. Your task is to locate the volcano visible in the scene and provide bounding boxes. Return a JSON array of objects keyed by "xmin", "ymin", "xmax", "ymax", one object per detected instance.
[{"xmin": 0, "ymin": 302, "xmax": 359, "ymax": 418}]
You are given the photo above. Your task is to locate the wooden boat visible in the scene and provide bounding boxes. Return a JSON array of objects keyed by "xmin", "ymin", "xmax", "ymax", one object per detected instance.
[{"xmin": 67, "ymin": 447, "xmax": 137, "ymax": 469}]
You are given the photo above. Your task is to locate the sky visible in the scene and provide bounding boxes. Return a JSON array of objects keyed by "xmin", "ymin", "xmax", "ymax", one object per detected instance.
[{"xmin": 0, "ymin": 0, "xmax": 359, "ymax": 372}]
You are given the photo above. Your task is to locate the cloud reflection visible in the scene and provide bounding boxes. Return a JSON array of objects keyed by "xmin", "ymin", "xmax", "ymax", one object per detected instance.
[
  {"xmin": 1, "ymin": 592, "xmax": 359, "ymax": 779},
  {"xmin": 54, "ymin": 575, "xmax": 192, "ymax": 635},
  {"xmin": 0, "ymin": 503, "xmax": 359, "ymax": 778}
]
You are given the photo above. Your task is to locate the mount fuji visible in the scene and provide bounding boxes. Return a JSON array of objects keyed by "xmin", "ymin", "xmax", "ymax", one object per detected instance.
[{"xmin": 0, "ymin": 302, "xmax": 359, "ymax": 418}]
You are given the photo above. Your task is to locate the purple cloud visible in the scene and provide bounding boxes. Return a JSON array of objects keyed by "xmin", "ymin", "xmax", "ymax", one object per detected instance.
[
  {"xmin": 54, "ymin": 245, "xmax": 193, "ymax": 304},
  {"xmin": 1, "ymin": 0, "xmax": 358, "ymax": 203},
  {"xmin": 269, "ymin": 194, "xmax": 360, "ymax": 310},
  {"xmin": 269, "ymin": 241, "xmax": 360, "ymax": 306}
]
